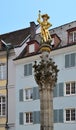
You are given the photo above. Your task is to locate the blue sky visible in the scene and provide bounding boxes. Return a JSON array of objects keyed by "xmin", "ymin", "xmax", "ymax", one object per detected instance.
[{"xmin": 0, "ymin": 0, "xmax": 76, "ymax": 34}]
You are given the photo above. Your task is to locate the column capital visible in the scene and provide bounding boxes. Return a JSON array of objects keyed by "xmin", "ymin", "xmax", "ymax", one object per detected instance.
[{"xmin": 33, "ymin": 57, "xmax": 59, "ymax": 89}]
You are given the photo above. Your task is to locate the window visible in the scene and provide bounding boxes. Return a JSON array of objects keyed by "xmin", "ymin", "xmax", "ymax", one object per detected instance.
[
  {"xmin": 0, "ymin": 64, "xmax": 6, "ymax": 79},
  {"xmin": 65, "ymin": 108, "xmax": 76, "ymax": 122},
  {"xmin": 65, "ymin": 53, "xmax": 75, "ymax": 68},
  {"xmin": 19, "ymin": 87, "xmax": 40, "ymax": 102},
  {"xmin": 19, "ymin": 111, "xmax": 40, "ymax": 125},
  {"xmin": 69, "ymin": 31, "xmax": 76, "ymax": 43},
  {"xmin": 24, "ymin": 63, "xmax": 32, "ymax": 76},
  {"xmin": 24, "ymin": 112, "xmax": 33, "ymax": 124},
  {"xmin": 0, "ymin": 96, "xmax": 6, "ymax": 116},
  {"xmin": 29, "ymin": 44, "xmax": 35, "ymax": 53},
  {"xmin": 24, "ymin": 88, "xmax": 33, "ymax": 100},
  {"xmin": 65, "ymin": 82, "xmax": 76, "ymax": 95}
]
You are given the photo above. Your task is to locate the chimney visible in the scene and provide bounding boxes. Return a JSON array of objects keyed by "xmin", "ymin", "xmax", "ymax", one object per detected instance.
[{"xmin": 30, "ymin": 22, "xmax": 36, "ymax": 40}]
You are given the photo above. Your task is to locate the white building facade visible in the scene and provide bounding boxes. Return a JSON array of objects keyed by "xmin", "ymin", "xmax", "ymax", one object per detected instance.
[
  {"xmin": 0, "ymin": 21, "xmax": 76, "ymax": 130},
  {"xmin": 14, "ymin": 20, "xmax": 76, "ymax": 130}
]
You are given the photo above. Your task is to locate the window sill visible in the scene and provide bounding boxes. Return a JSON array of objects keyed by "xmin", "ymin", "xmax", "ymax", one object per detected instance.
[
  {"xmin": 64, "ymin": 65, "xmax": 76, "ymax": 71},
  {"xmin": 24, "ymin": 99, "xmax": 33, "ymax": 102},
  {"xmin": 0, "ymin": 79, "xmax": 6, "ymax": 80},
  {"xmin": 24, "ymin": 75, "xmax": 32, "ymax": 78},
  {"xmin": 24, "ymin": 123, "xmax": 33, "ymax": 125},
  {"xmin": 64, "ymin": 121, "xmax": 76, "ymax": 124},
  {"xmin": 0, "ymin": 115, "xmax": 6, "ymax": 118},
  {"xmin": 64, "ymin": 94, "xmax": 76, "ymax": 96},
  {"xmin": 65, "ymin": 66, "xmax": 76, "ymax": 69}
]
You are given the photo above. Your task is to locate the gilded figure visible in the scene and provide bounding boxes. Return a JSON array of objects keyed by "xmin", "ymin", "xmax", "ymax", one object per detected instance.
[{"xmin": 37, "ymin": 10, "xmax": 52, "ymax": 43}]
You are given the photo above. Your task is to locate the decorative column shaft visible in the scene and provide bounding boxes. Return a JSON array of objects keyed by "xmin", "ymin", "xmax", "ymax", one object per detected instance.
[
  {"xmin": 33, "ymin": 46, "xmax": 59, "ymax": 130},
  {"xmin": 40, "ymin": 85, "xmax": 53, "ymax": 130}
]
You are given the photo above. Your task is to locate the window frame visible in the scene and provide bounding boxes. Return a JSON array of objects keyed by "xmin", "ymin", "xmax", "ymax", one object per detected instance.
[
  {"xmin": 68, "ymin": 31, "xmax": 76, "ymax": 43},
  {"xmin": 24, "ymin": 63, "xmax": 32, "ymax": 76},
  {"xmin": 64, "ymin": 108, "xmax": 76, "ymax": 123},
  {"xmin": 64, "ymin": 81, "xmax": 76, "ymax": 96},
  {"xmin": 24, "ymin": 112, "xmax": 33, "ymax": 124},
  {"xmin": 65, "ymin": 53, "xmax": 76, "ymax": 68},
  {"xmin": 65, "ymin": 81, "xmax": 76, "ymax": 96},
  {"xmin": 0, "ymin": 96, "xmax": 6, "ymax": 116},
  {"xmin": 24, "ymin": 88, "xmax": 33, "ymax": 101},
  {"xmin": 0, "ymin": 63, "xmax": 6, "ymax": 80},
  {"xmin": 29, "ymin": 44, "xmax": 35, "ymax": 53}
]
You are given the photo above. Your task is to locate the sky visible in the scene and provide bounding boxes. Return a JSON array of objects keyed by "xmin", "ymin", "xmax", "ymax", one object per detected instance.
[{"xmin": 0, "ymin": 0, "xmax": 76, "ymax": 34}]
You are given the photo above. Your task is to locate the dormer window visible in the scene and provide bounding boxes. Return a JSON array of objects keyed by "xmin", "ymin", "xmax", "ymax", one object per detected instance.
[
  {"xmin": 67, "ymin": 28, "xmax": 76, "ymax": 44},
  {"xmin": 69, "ymin": 31, "xmax": 76, "ymax": 43},
  {"xmin": 51, "ymin": 34, "xmax": 61, "ymax": 48},
  {"xmin": 29, "ymin": 44, "xmax": 35, "ymax": 53}
]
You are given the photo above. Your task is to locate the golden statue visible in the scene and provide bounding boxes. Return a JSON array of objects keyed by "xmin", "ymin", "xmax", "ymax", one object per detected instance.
[{"xmin": 37, "ymin": 10, "xmax": 52, "ymax": 43}]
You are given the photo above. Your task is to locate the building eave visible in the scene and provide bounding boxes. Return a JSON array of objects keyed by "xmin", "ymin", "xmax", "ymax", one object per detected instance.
[{"xmin": 14, "ymin": 43, "xmax": 76, "ymax": 63}]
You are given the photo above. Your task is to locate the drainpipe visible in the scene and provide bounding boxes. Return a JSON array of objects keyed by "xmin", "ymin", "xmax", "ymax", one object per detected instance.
[{"xmin": 5, "ymin": 47, "xmax": 9, "ymax": 130}]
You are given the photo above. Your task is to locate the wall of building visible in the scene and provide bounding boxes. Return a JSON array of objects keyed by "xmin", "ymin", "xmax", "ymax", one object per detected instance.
[
  {"xmin": 51, "ymin": 45, "xmax": 76, "ymax": 130},
  {"xmin": 8, "ymin": 52, "xmax": 16, "ymax": 130},
  {"xmin": 0, "ymin": 56, "xmax": 6, "ymax": 130},
  {"xmin": 15, "ymin": 43, "xmax": 76, "ymax": 130},
  {"xmin": 13, "ymin": 22, "xmax": 76, "ymax": 130},
  {"xmin": 15, "ymin": 55, "xmax": 40, "ymax": 130}
]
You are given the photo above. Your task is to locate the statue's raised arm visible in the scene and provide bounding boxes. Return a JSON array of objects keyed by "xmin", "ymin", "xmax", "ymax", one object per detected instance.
[
  {"xmin": 37, "ymin": 11, "xmax": 52, "ymax": 43},
  {"xmin": 37, "ymin": 10, "xmax": 41, "ymax": 24}
]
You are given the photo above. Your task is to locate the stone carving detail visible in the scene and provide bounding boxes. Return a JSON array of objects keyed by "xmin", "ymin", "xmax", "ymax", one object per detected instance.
[{"xmin": 33, "ymin": 56, "xmax": 59, "ymax": 90}]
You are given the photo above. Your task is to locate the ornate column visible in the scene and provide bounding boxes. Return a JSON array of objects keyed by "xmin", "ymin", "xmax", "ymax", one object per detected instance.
[{"xmin": 33, "ymin": 12, "xmax": 59, "ymax": 130}]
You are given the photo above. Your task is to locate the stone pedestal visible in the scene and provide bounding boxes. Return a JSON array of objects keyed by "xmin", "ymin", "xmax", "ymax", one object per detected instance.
[{"xmin": 33, "ymin": 43, "xmax": 59, "ymax": 130}]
